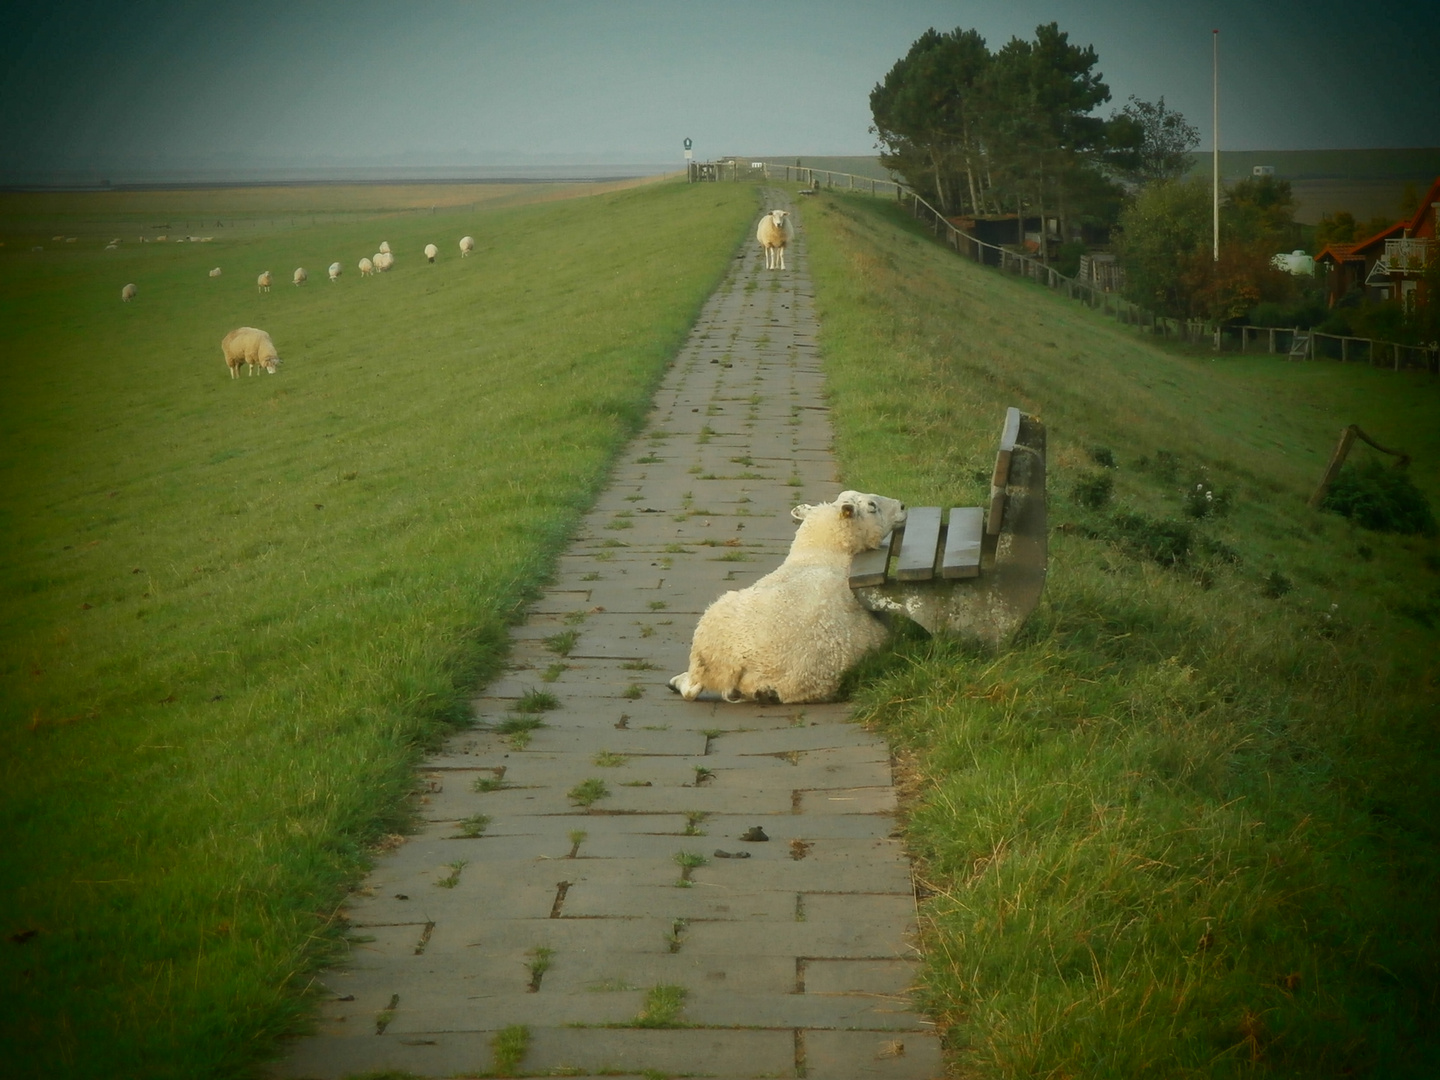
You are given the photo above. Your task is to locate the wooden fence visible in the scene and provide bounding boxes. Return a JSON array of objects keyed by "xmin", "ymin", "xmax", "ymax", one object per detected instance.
[{"xmin": 1234, "ymin": 324, "xmax": 1440, "ymax": 373}]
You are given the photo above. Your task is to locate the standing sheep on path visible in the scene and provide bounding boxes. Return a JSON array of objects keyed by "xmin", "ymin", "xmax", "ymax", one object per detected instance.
[
  {"xmin": 757, "ymin": 209, "xmax": 792, "ymax": 270},
  {"xmin": 359, "ymin": 257, "xmax": 373, "ymax": 277},
  {"xmin": 328, "ymin": 262, "xmax": 342, "ymax": 282},
  {"xmin": 120, "ymin": 283, "xmax": 137, "ymax": 302},
  {"xmin": 257, "ymin": 270, "xmax": 272, "ymax": 293},
  {"xmin": 424, "ymin": 243, "xmax": 438, "ymax": 263},
  {"xmin": 221, "ymin": 327, "xmax": 283, "ymax": 379},
  {"xmin": 459, "ymin": 235, "xmax": 475, "ymax": 257},
  {"xmin": 669, "ymin": 490, "xmax": 906, "ymax": 704},
  {"xmin": 293, "ymin": 267, "xmax": 307, "ymax": 286}
]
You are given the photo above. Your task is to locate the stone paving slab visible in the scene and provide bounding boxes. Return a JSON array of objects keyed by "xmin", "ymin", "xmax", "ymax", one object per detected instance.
[{"xmin": 272, "ymin": 190, "xmax": 941, "ymax": 1079}]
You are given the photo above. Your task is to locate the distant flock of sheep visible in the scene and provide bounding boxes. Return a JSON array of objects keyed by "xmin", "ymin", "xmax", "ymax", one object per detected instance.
[
  {"xmin": 116, "ymin": 234, "xmax": 480, "ymax": 326},
  {"xmin": 119, "ymin": 208, "xmax": 788, "ymax": 386}
]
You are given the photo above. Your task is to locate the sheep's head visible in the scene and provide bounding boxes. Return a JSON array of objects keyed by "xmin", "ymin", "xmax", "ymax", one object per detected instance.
[
  {"xmin": 262, "ymin": 356, "xmax": 282, "ymax": 374},
  {"xmin": 768, "ymin": 209, "xmax": 789, "ymax": 227},
  {"xmin": 791, "ymin": 490, "xmax": 906, "ymax": 552}
]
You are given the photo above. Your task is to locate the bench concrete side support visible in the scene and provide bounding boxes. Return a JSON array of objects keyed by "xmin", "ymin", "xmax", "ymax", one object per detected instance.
[{"xmin": 854, "ymin": 415, "xmax": 1046, "ymax": 647}]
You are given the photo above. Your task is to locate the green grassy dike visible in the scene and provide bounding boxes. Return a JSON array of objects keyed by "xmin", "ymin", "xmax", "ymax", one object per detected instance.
[
  {"xmin": 0, "ymin": 179, "xmax": 758, "ymax": 1077},
  {"xmin": 803, "ymin": 190, "xmax": 1439, "ymax": 1077}
]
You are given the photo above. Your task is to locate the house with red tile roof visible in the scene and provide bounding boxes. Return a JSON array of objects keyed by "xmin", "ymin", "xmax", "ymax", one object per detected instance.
[{"xmin": 1314, "ymin": 176, "xmax": 1439, "ymax": 309}]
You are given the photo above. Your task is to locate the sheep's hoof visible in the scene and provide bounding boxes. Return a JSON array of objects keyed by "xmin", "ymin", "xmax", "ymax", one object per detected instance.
[
  {"xmin": 722, "ymin": 688, "xmax": 746, "ymax": 704},
  {"xmin": 666, "ymin": 676, "xmax": 684, "ymax": 695},
  {"xmin": 754, "ymin": 688, "xmax": 781, "ymax": 706}
]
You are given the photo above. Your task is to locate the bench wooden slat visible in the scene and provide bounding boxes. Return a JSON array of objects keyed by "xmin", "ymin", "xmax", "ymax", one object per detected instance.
[
  {"xmin": 894, "ymin": 506, "xmax": 942, "ymax": 581},
  {"xmin": 987, "ymin": 406, "xmax": 1022, "ymax": 535},
  {"xmin": 849, "ymin": 532, "xmax": 894, "ymax": 588},
  {"xmin": 940, "ymin": 506, "xmax": 983, "ymax": 578}
]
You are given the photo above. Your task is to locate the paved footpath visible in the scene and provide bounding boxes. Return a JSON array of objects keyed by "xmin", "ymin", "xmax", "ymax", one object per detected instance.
[{"xmin": 275, "ymin": 190, "xmax": 943, "ymax": 1080}]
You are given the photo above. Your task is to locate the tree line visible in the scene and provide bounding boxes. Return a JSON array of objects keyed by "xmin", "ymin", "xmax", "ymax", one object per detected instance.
[{"xmin": 870, "ymin": 23, "xmax": 1196, "ymax": 245}]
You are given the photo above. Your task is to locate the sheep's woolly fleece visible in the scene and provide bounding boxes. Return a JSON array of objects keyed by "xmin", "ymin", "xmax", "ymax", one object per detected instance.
[
  {"xmin": 221, "ymin": 326, "xmax": 282, "ymax": 379},
  {"xmin": 669, "ymin": 490, "xmax": 906, "ymax": 704}
]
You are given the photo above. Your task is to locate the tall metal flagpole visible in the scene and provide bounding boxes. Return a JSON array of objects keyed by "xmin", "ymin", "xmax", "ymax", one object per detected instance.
[{"xmin": 1212, "ymin": 29, "xmax": 1220, "ymax": 262}]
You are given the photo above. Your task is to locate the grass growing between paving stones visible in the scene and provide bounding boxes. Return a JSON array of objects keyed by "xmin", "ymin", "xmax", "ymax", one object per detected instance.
[
  {"xmin": 488, "ymin": 1023, "xmax": 531, "ymax": 1076},
  {"xmin": 631, "ymin": 985, "xmax": 690, "ymax": 1028},
  {"xmin": 804, "ymin": 189, "xmax": 1440, "ymax": 1077},
  {"xmin": 567, "ymin": 778, "xmax": 611, "ymax": 808},
  {"xmin": 0, "ymin": 177, "xmax": 760, "ymax": 1077}
]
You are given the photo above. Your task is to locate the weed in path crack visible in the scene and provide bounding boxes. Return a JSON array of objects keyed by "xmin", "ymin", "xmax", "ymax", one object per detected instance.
[
  {"xmin": 665, "ymin": 918, "xmax": 688, "ymax": 953},
  {"xmin": 568, "ymin": 778, "xmax": 610, "ymax": 808},
  {"xmin": 543, "ymin": 630, "xmax": 578, "ymax": 656},
  {"xmin": 435, "ymin": 860, "xmax": 466, "ymax": 888},
  {"xmin": 632, "ymin": 984, "xmax": 689, "ymax": 1028},
  {"xmin": 456, "ymin": 813, "xmax": 491, "ymax": 838},
  {"xmin": 526, "ymin": 947, "xmax": 554, "ymax": 992},
  {"xmin": 673, "ymin": 850, "xmax": 707, "ymax": 886},
  {"xmin": 490, "ymin": 1023, "xmax": 531, "ymax": 1074},
  {"xmin": 375, "ymin": 993, "xmax": 399, "ymax": 1034}
]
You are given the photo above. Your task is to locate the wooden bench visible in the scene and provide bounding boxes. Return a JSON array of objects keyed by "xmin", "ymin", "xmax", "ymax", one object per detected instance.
[{"xmin": 849, "ymin": 407, "xmax": 1047, "ymax": 646}]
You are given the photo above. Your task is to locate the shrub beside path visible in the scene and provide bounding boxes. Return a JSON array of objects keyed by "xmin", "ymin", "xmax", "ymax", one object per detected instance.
[{"xmin": 275, "ymin": 190, "xmax": 943, "ymax": 1079}]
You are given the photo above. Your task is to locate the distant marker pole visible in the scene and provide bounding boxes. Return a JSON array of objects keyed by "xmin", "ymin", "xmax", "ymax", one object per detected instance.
[
  {"xmin": 1212, "ymin": 29, "xmax": 1221, "ymax": 351},
  {"xmin": 1212, "ymin": 29, "xmax": 1220, "ymax": 263}
]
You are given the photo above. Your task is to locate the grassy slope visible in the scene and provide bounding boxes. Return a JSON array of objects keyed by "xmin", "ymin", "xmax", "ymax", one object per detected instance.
[
  {"xmin": 801, "ymin": 190, "xmax": 1439, "ymax": 1077},
  {"xmin": 0, "ymin": 179, "xmax": 758, "ymax": 1077}
]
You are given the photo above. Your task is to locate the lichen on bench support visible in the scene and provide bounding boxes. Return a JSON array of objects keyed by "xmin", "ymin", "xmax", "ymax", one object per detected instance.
[{"xmin": 852, "ymin": 411, "xmax": 1046, "ymax": 648}]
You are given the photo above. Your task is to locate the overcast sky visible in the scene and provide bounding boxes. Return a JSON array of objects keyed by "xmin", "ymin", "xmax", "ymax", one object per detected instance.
[{"xmin": 3, "ymin": 0, "xmax": 1436, "ymax": 176}]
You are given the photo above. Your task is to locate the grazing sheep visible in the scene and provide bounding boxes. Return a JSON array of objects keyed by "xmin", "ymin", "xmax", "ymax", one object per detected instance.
[
  {"xmin": 459, "ymin": 235, "xmax": 475, "ymax": 257},
  {"xmin": 209, "ymin": 267, "xmax": 222, "ymax": 278},
  {"xmin": 359, "ymin": 257, "xmax": 374, "ymax": 277},
  {"xmin": 257, "ymin": 270, "xmax": 272, "ymax": 293},
  {"xmin": 378, "ymin": 241, "xmax": 391, "ymax": 255},
  {"xmin": 373, "ymin": 251, "xmax": 394, "ymax": 272},
  {"xmin": 756, "ymin": 209, "xmax": 791, "ymax": 270},
  {"xmin": 121, "ymin": 283, "xmax": 137, "ymax": 303},
  {"xmin": 328, "ymin": 262, "xmax": 342, "ymax": 282},
  {"xmin": 293, "ymin": 267, "xmax": 307, "ymax": 286},
  {"xmin": 669, "ymin": 490, "xmax": 906, "ymax": 704},
  {"xmin": 424, "ymin": 243, "xmax": 438, "ymax": 263},
  {"xmin": 221, "ymin": 326, "xmax": 283, "ymax": 379}
]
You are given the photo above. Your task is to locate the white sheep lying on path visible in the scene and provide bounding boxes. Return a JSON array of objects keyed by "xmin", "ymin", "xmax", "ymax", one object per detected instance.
[
  {"xmin": 257, "ymin": 270, "xmax": 272, "ymax": 292},
  {"xmin": 424, "ymin": 243, "xmax": 438, "ymax": 263},
  {"xmin": 121, "ymin": 283, "xmax": 137, "ymax": 302},
  {"xmin": 328, "ymin": 262, "xmax": 342, "ymax": 282},
  {"xmin": 669, "ymin": 490, "xmax": 906, "ymax": 704},
  {"xmin": 757, "ymin": 209, "xmax": 792, "ymax": 270},
  {"xmin": 359, "ymin": 257, "xmax": 373, "ymax": 277},
  {"xmin": 221, "ymin": 326, "xmax": 283, "ymax": 379},
  {"xmin": 293, "ymin": 267, "xmax": 307, "ymax": 286},
  {"xmin": 459, "ymin": 235, "xmax": 475, "ymax": 257}
]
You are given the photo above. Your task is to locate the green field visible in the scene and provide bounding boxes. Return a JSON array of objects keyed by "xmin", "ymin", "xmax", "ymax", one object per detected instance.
[
  {"xmin": 0, "ymin": 178, "xmax": 760, "ymax": 1077},
  {"xmin": 803, "ymin": 190, "xmax": 1439, "ymax": 1077},
  {"xmin": 3, "ymin": 173, "xmax": 1437, "ymax": 1079}
]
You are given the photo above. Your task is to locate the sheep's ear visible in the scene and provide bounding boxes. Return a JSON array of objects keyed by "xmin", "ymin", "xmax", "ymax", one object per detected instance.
[
  {"xmin": 840, "ymin": 503, "xmax": 856, "ymax": 519},
  {"xmin": 791, "ymin": 503, "xmax": 816, "ymax": 522}
]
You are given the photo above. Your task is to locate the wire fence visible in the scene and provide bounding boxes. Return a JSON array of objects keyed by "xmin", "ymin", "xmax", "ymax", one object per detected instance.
[{"xmin": 737, "ymin": 161, "xmax": 1438, "ymax": 375}]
